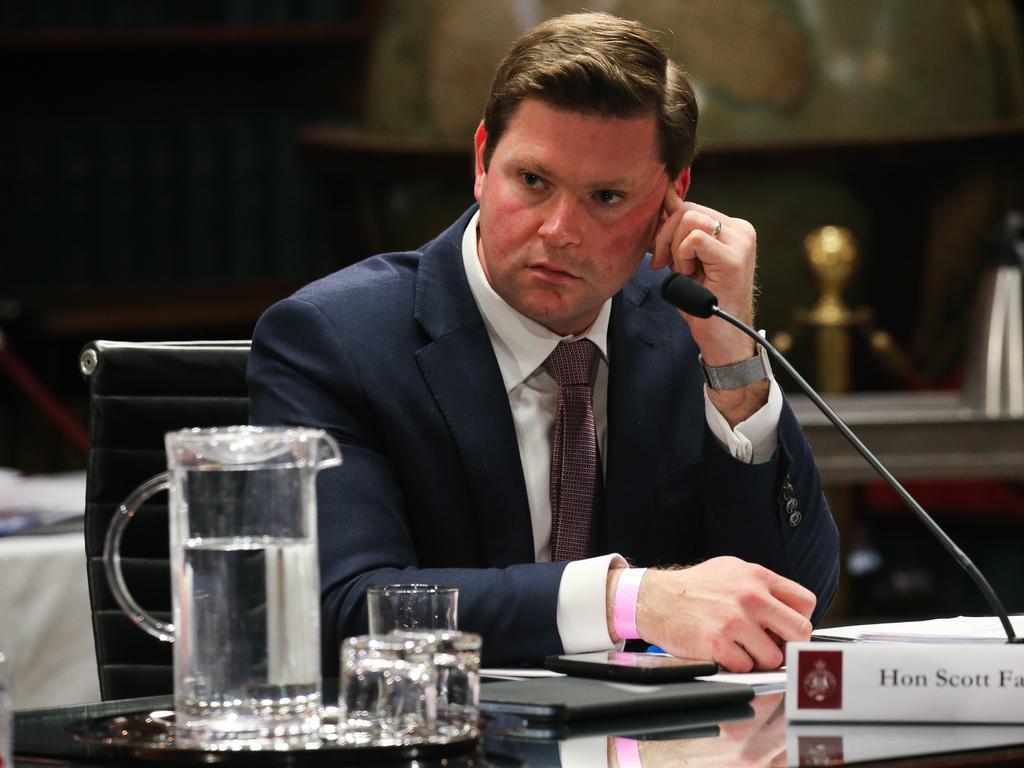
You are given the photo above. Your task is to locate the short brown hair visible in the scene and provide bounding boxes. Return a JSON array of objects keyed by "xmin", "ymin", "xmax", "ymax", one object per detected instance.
[{"xmin": 482, "ymin": 12, "xmax": 698, "ymax": 177}]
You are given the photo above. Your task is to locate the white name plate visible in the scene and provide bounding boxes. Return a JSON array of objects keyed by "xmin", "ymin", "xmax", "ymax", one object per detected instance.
[{"xmin": 785, "ymin": 642, "xmax": 1024, "ymax": 722}]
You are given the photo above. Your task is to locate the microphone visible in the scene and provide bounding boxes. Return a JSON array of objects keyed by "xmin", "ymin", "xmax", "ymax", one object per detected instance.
[
  {"xmin": 661, "ymin": 272, "xmax": 1023, "ymax": 644},
  {"xmin": 661, "ymin": 272, "xmax": 717, "ymax": 318}
]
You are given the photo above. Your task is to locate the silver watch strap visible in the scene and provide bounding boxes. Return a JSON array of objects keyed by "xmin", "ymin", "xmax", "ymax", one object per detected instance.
[{"xmin": 700, "ymin": 345, "xmax": 772, "ymax": 390}]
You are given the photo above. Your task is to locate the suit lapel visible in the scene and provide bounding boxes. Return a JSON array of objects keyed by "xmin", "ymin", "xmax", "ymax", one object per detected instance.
[
  {"xmin": 603, "ymin": 277, "xmax": 676, "ymax": 556},
  {"xmin": 413, "ymin": 210, "xmax": 535, "ymax": 566}
]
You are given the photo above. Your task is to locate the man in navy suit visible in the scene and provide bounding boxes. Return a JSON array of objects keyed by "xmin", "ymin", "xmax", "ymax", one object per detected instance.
[{"xmin": 249, "ymin": 12, "xmax": 838, "ymax": 672}]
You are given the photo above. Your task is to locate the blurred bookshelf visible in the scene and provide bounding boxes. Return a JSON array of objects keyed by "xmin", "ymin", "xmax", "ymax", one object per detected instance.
[
  {"xmin": 0, "ymin": 0, "xmax": 378, "ymax": 471},
  {"xmin": 2, "ymin": 0, "xmax": 377, "ymax": 298}
]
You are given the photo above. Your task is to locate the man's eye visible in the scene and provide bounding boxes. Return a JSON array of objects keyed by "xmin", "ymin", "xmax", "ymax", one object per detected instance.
[
  {"xmin": 595, "ymin": 190, "xmax": 624, "ymax": 205},
  {"xmin": 521, "ymin": 172, "xmax": 543, "ymax": 187}
]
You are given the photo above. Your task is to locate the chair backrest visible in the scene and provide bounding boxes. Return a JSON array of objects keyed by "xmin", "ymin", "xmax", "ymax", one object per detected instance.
[{"xmin": 81, "ymin": 339, "xmax": 251, "ymax": 700}]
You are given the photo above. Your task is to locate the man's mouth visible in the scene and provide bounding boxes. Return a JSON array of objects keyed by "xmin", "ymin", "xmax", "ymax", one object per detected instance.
[{"xmin": 528, "ymin": 262, "xmax": 578, "ymax": 284}]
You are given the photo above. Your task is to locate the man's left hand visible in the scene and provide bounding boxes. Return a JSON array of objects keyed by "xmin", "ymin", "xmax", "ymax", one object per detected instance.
[{"xmin": 650, "ymin": 186, "xmax": 767, "ymax": 426}]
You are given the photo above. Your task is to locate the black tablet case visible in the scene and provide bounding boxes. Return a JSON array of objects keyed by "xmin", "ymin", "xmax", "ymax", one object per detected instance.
[{"xmin": 479, "ymin": 676, "xmax": 754, "ymax": 722}]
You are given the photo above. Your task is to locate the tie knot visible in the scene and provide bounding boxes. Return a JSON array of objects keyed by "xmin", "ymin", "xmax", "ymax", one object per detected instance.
[{"xmin": 544, "ymin": 339, "xmax": 598, "ymax": 387}]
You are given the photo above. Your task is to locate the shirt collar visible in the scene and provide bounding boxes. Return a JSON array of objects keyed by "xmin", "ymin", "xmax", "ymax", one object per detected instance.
[{"xmin": 461, "ymin": 210, "xmax": 610, "ymax": 394}]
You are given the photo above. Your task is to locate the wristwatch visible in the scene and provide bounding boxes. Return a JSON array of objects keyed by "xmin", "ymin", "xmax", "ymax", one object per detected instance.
[{"xmin": 699, "ymin": 344, "xmax": 772, "ymax": 390}]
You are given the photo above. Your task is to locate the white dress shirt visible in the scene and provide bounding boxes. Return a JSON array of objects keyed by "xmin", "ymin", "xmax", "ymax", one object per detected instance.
[{"xmin": 460, "ymin": 210, "xmax": 783, "ymax": 652}]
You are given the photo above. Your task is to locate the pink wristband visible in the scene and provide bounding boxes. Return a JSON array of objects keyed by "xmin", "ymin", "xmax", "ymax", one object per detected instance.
[
  {"xmin": 614, "ymin": 737, "xmax": 642, "ymax": 768},
  {"xmin": 612, "ymin": 567, "xmax": 646, "ymax": 641}
]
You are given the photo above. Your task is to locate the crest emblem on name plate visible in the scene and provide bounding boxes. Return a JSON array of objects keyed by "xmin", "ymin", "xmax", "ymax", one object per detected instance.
[
  {"xmin": 797, "ymin": 649, "xmax": 842, "ymax": 708},
  {"xmin": 803, "ymin": 659, "xmax": 837, "ymax": 702}
]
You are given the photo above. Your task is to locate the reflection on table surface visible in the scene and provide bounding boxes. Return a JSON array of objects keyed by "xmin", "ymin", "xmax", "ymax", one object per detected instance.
[
  {"xmin": 14, "ymin": 691, "xmax": 1024, "ymax": 766},
  {"xmin": 488, "ymin": 692, "xmax": 1024, "ymax": 767}
]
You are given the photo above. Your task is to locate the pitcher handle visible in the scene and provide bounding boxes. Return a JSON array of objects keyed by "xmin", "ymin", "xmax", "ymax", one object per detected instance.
[
  {"xmin": 103, "ymin": 472, "xmax": 175, "ymax": 642},
  {"xmin": 317, "ymin": 431, "xmax": 343, "ymax": 471}
]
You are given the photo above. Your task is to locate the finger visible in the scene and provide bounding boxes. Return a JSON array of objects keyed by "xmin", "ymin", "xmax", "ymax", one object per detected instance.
[
  {"xmin": 676, "ymin": 209, "xmax": 723, "ymax": 248},
  {"xmin": 648, "ymin": 209, "xmax": 667, "ymax": 266},
  {"xmin": 651, "ymin": 208, "xmax": 683, "ymax": 270},
  {"xmin": 736, "ymin": 625, "xmax": 785, "ymax": 670},
  {"xmin": 713, "ymin": 641, "xmax": 757, "ymax": 674},
  {"xmin": 662, "ymin": 183, "xmax": 685, "ymax": 216},
  {"xmin": 758, "ymin": 598, "xmax": 813, "ymax": 643},
  {"xmin": 650, "ymin": 185, "xmax": 686, "ymax": 270},
  {"xmin": 650, "ymin": 215, "xmax": 669, "ymax": 269},
  {"xmin": 656, "ymin": 198, "xmax": 730, "ymax": 273},
  {"xmin": 674, "ymin": 236, "xmax": 700, "ymax": 278},
  {"xmin": 675, "ymin": 227, "xmax": 733, "ymax": 277},
  {"xmin": 769, "ymin": 578, "xmax": 817, "ymax": 619},
  {"xmin": 672, "ymin": 197, "xmax": 727, "ymax": 222},
  {"xmin": 667, "ymin": 209, "xmax": 721, "ymax": 256},
  {"xmin": 670, "ymin": 211, "xmax": 724, "ymax": 274}
]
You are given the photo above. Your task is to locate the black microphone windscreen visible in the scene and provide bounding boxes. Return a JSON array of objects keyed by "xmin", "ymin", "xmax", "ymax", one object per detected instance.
[{"xmin": 661, "ymin": 274, "xmax": 718, "ymax": 318}]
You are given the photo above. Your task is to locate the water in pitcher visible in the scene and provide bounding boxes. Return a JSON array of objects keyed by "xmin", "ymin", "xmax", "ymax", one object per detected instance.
[{"xmin": 175, "ymin": 536, "xmax": 322, "ymax": 749}]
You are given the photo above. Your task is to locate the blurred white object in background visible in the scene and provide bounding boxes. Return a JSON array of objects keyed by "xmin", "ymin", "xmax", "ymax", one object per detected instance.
[
  {"xmin": 964, "ymin": 213, "xmax": 1024, "ymax": 417},
  {"xmin": 0, "ymin": 651, "xmax": 11, "ymax": 765},
  {"xmin": 0, "ymin": 533, "xmax": 99, "ymax": 709},
  {"xmin": 0, "ymin": 469, "xmax": 86, "ymax": 535}
]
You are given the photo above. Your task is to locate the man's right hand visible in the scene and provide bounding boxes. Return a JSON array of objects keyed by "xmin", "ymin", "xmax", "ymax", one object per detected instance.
[{"xmin": 611, "ymin": 556, "xmax": 815, "ymax": 672}]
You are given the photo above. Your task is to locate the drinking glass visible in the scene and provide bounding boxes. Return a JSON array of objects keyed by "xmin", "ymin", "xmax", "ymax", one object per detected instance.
[
  {"xmin": 392, "ymin": 630, "xmax": 482, "ymax": 738},
  {"xmin": 366, "ymin": 585, "xmax": 458, "ymax": 634},
  {"xmin": 338, "ymin": 636, "xmax": 437, "ymax": 746}
]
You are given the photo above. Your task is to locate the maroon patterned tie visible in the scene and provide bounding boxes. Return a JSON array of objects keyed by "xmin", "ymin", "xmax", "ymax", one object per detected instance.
[{"xmin": 544, "ymin": 339, "xmax": 602, "ymax": 561}]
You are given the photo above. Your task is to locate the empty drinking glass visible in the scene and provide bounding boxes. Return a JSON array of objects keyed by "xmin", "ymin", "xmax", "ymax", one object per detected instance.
[{"xmin": 367, "ymin": 585, "xmax": 458, "ymax": 634}]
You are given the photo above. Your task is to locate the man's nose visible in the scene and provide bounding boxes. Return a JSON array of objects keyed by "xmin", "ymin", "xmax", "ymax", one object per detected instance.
[{"xmin": 538, "ymin": 195, "xmax": 583, "ymax": 248}]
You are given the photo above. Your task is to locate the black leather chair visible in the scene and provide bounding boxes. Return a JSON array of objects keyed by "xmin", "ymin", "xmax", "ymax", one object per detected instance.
[{"xmin": 80, "ymin": 340, "xmax": 251, "ymax": 700}]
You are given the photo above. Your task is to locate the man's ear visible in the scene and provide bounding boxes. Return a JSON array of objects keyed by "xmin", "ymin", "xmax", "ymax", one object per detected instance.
[
  {"xmin": 473, "ymin": 122, "xmax": 488, "ymax": 202},
  {"xmin": 673, "ymin": 167, "xmax": 692, "ymax": 201}
]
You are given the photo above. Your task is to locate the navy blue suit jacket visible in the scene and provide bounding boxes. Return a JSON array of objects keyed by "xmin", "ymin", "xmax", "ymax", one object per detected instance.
[{"xmin": 248, "ymin": 206, "xmax": 839, "ymax": 670}]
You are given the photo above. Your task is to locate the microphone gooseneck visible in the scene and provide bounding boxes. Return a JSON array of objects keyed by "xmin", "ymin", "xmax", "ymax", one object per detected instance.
[{"xmin": 660, "ymin": 273, "xmax": 1022, "ymax": 644}]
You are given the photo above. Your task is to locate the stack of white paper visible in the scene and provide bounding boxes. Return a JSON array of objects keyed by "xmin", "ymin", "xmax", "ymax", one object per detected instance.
[
  {"xmin": 814, "ymin": 615, "xmax": 1024, "ymax": 644},
  {"xmin": 0, "ymin": 468, "xmax": 86, "ymax": 535}
]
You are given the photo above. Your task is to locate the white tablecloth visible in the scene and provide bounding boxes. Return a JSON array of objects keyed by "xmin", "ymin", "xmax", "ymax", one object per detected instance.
[{"xmin": 0, "ymin": 532, "xmax": 100, "ymax": 709}]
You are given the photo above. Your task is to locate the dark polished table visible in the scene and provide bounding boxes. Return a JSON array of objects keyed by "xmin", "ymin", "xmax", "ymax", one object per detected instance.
[{"xmin": 14, "ymin": 689, "xmax": 1024, "ymax": 767}]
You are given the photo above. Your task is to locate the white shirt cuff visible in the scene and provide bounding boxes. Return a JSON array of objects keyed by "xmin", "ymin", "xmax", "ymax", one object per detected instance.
[
  {"xmin": 559, "ymin": 735, "xmax": 610, "ymax": 767},
  {"xmin": 556, "ymin": 553, "xmax": 627, "ymax": 654},
  {"xmin": 704, "ymin": 378, "xmax": 783, "ymax": 465}
]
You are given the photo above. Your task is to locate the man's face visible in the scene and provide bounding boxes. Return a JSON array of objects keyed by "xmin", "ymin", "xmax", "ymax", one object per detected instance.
[{"xmin": 473, "ymin": 99, "xmax": 682, "ymax": 336}]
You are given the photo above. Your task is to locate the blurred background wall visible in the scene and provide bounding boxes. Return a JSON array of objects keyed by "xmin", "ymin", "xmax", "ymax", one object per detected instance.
[{"xmin": 1, "ymin": 0, "xmax": 1023, "ymax": 623}]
